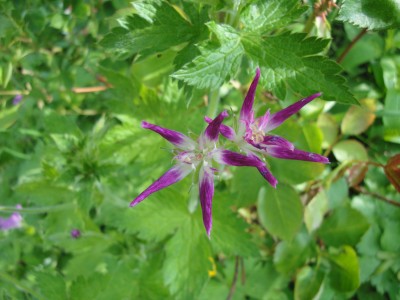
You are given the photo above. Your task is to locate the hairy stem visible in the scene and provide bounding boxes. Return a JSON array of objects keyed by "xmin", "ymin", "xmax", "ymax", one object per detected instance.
[{"xmin": 207, "ymin": 89, "xmax": 220, "ymax": 119}]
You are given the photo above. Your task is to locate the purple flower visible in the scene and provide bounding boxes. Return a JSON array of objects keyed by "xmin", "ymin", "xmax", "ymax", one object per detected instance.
[
  {"xmin": 131, "ymin": 110, "xmax": 270, "ymax": 236},
  {"xmin": 206, "ymin": 68, "xmax": 329, "ymax": 187},
  {"xmin": 12, "ymin": 95, "xmax": 23, "ymax": 105},
  {"xmin": 71, "ymin": 229, "xmax": 81, "ymax": 239},
  {"xmin": 0, "ymin": 206, "xmax": 22, "ymax": 231}
]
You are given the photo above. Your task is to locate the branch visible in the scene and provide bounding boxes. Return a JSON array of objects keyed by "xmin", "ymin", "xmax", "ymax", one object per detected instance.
[
  {"xmin": 337, "ymin": 28, "xmax": 368, "ymax": 63},
  {"xmin": 353, "ymin": 185, "xmax": 400, "ymax": 208},
  {"xmin": 226, "ymin": 256, "xmax": 240, "ymax": 300}
]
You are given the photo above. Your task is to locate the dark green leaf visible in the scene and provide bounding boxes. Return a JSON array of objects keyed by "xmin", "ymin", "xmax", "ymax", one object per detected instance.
[{"xmin": 317, "ymin": 206, "xmax": 370, "ymax": 247}]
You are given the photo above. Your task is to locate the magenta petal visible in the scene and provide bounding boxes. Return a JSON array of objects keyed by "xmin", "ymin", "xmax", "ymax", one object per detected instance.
[
  {"xmin": 266, "ymin": 93, "xmax": 322, "ymax": 131},
  {"xmin": 268, "ymin": 147, "xmax": 329, "ymax": 164},
  {"xmin": 247, "ymin": 153, "xmax": 278, "ymax": 187},
  {"xmin": 199, "ymin": 166, "xmax": 215, "ymax": 237},
  {"xmin": 213, "ymin": 149, "xmax": 263, "ymax": 167},
  {"xmin": 257, "ymin": 165, "xmax": 278, "ymax": 188},
  {"xmin": 261, "ymin": 135, "xmax": 294, "ymax": 150},
  {"xmin": 141, "ymin": 121, "xmax": 196, "ymax": 150},
  {"xmin": 130, "ymin": 164, "xmax": 192, "ymax": 207},
  {"xmin": 203, "ymin": 110, "xmax": 229, "ymax": 143},
  {"xmin": 204, "ymin": 116, "xmax": 236, "ymax": 140},
  {"xmin": 0, "ymin": 212, "xmax": 22, "ymax": 230},
  {"xmin": 240, "ymin": 68, "xmax": 260, "ymax": 122}
]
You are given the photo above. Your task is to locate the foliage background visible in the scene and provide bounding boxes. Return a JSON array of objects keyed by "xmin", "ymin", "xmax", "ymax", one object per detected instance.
[{"xmin": 1, "ymin": 0, "xmax": 400, "ymax": 299}]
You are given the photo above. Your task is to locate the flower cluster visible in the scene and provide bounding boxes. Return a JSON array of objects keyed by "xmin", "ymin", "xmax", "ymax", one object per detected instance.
[{"xmin": 130, "ymin": 69, "xmax": 329, "ymax": 237}]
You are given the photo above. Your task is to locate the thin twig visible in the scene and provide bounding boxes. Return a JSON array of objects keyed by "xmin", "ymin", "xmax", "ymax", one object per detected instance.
[
  {"xmin": 72, "ymin": 86, "xmax": 109, "ymax": 93},
  {"xmin": 353, "ymin": 185, "xmax": 400, "ymax": 207},
  {"xmin": 226, "ymin": 256, "xmax": 240, "ymax": 300},
  {"xmin": 337, "ymin": 28, "xmax": 368, "ymax": 63}
]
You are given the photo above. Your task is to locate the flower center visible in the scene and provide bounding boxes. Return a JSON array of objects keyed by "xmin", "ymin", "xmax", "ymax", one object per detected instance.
[{"xmin": 249, "ymin": 124, "xmax": 265, "ymax": 144}]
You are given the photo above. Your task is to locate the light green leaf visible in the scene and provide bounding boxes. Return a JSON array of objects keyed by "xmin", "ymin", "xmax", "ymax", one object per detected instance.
[
  {"xmin": 172, "ymin": 22, "xmax": 243, "ymax": 90},
  {"xmin": 100, "ymin": 2, "xmax": 206, "ymax": 57},
  {"xmin": 163, "ymin": 216, "xmax": 211, "ymax": 300},
  {"xmin": 241, "ymin": 0, "xmax": 307, "ymax": 34},
  {"xmin": 328, "ymin": 246, "xmax": 360, "ymax": 292},
  {"xmin": 317, "ymin": 113, "xmax": 339, "ymax": 149},
  {"xmin": 341, "ymin": 100, "xmax": 376, "ymax": 135},
  {"xmin": 383, "ymin": 89, "xmax": 400, "ymax": 143},
  {"xmin": 332, "ymin": 139, "xmax": 369, "ymax": 162},
  {"xmin": 338, "ymin": 0, "xmax": 400, "ymax": 30},
  {"xmin": 35, "ymin": 272, "xmax": 67, "ymax": 300},
  {"xmin": 317, "ymin": 206, "xmax": 370, "ymax": 247},
  {"xmin": 99, "ymin": 187, "xmax": 190, "ymax": 242},
  {"xmin": 294, "ymin": 266, "xmax": 325, "ymax": 300},
  {"xmin": 0, "ymin": 105, "xmax": 18, "ymax": 131},
  {"xmin": 305, "ymin": 190, "xmax": 328, "ymax": 233},
  {"xmin": 257, "ymin": 184, "xmax": 303, "ymax": 241}
]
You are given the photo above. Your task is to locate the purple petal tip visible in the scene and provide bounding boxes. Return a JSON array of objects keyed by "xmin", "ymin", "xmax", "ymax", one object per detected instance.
[{"xmin": 141, "ymin": 121, "xmax": 150, "ymax": 129}]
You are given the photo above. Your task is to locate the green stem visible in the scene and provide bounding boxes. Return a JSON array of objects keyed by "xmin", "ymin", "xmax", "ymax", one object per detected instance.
[
  {"xmin": 0, "ymin": 272, "xmax": 43, "ymax": 299},
  {"xmin": 303, "ymin": 10, "xmax": 317, "ymax": 34},
  {"xmin": 206, "ymin": 89, "xmax": 220, "ymax": 119},
  {"xmin": 0, "ymin": 203, "xmax": 73, "ymax": 213}
]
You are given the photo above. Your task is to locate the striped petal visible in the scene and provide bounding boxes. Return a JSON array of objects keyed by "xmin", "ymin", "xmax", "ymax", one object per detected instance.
[
  {"xmin": 204, "ymin": 116, "xmax": 236, "ymax": 140},
  {"xmin": 203, "ymin": 110, "xmax": 229, "ymax": 144},
  {"xmin": 141, "ymin": 121, "xmax": 196, "ymax": 151},
  {"xmin": 267, "ymin": 147, "xmax": 330, "ymax": 164},
  {"xmin": 240, "ymin": 68, "xmax": 260, "ymax": 123},
  {"xmin": 248, "ymin": 153, "xmax": 278, "ymax": 188},
  {"xmin": 130, "ymin": 163, "xmax": 192, "ymax": 207},
  {"xmin": 199, "ymin": 166, "xmax": 215, "ymax": 237},
  {"xmin": 212, "ymin": 149, "xmax": 263, "ymax": 167},
  {"xmin": 261, "ymin": 135, "xmax": 294, "ymax": 150},
  {"xmin": 265, "ymin": 93, "xmax": 322, "ymax": 132}
]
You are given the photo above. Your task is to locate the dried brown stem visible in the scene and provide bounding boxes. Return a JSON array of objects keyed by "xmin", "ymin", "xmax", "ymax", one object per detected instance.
[
  {"xmin": 226, "ymin": 256, "xmax": 240, "ymax": 300},
  {"xmin": 353, "ymin": 185, "xmax": 400, "ymax": 207},
  {"xmin": 72, "ymin": 86, "xmax": 109, "ymax": 93},
  {"xmin": 337, "ymin": 28, "xmax": 368, "ymax": 63}
]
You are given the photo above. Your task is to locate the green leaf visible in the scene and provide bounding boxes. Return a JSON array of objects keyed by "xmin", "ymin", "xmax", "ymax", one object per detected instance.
[
  {"xmin": 294, "ymin": 266, "xmax": 325, "ymax": 300},
  {"xmin": 341, "ymin": 100, "xmax": 376, "ymax": 135},
  {"xmin": 240, "ymin": 0, "xmax": 307, "ymax": 34},
  {"xmin": 317, "ymin": 113, "xmax": 339, "ymax": 149},
  {"xmin": 0, "ymin": 105, "xmax": 18, "ymax": 131},
  {"xmin": 273, "ymin": 230, "xmax": 313, "ymax": 274},
  {"xmin": 100, "ymin": 2, "xmax": 206, "ymax": 57},
  {"xmin": 338, "ymin": 0, "xmax": 400, "ymax": 30},
  {"xmin": 231, "ymin": 167, "xmax": 266, "ymax": 207},
  {"xmin": 163, "ymin": 216, "xmax": 211, "ymax": 300},
  {"xmin": 383, "ymin": 89, "xmax": 400, "ymax": 143},
  {"xmin": 317, "ymin": 206, "xmax": 370, "ymax": 247},
  {"xmin": 257, "ymin": 184, "xmax": 303, "ymax": 241},
  {"xmin": 99, "ymin": 187, "xmax": 191, "ymax": 242},
  {"xmin": 244, "ymin": 33, "xmax": 357, "ymax": 104},
  {"xmin": 304, "ymin": 190, "xmax": 329, "ymax": 233},
  {"xmin": 211, "ymin": 194, "xmax": 258, "ymax": 257},
  {"xmin": 35, "ymin": 272, "xmax": 67, "ymax": 300},
  {"xmin": 328, "ymin": 246, "xmax": 360, "ymax": 292},
  {"xmin": 172, "ymin": 22, "xmax": 243, "ymax": 90},
  {"xmin": 332, "ymin": 139, "xmax": 369, "ymax": 162}
]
